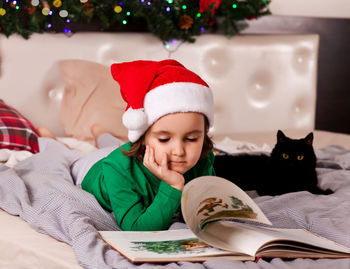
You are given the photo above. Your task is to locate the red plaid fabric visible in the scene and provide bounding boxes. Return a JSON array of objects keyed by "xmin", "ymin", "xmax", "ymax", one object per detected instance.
[{"xmin": 0, "ymin": 99, "xmax": 40, "ymax": 153}]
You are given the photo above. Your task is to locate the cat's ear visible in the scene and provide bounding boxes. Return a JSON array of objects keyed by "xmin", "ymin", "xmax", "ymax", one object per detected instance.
[
  {"xmin": 277, "ymin": 130, "xmax": 287, "ymax": 143},
  {"xmin": 304, "ymin": 132, "xmax": 314, "ymax": 145}
]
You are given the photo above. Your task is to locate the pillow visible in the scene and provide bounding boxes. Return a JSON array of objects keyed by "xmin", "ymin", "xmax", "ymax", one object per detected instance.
[
  {"xmin": 0, "ymin": 99, "xmax": 40, "ymax": 153},
  {"xmin": 59, "ymin": 60, "xmax": 128, "ymax": 145}
]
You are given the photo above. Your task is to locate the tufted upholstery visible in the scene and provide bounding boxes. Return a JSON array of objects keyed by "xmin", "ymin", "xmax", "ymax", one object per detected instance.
[{"xmin": 0, "ymin": 33, "xmax": 319, "ymax": 137}]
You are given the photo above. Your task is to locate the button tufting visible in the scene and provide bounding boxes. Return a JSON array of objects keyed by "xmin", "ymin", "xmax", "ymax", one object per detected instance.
[
  {"xmin": 291, "ymin": 95, "xmax": 314, "ymax": 128},
  {"xmin": 247, "ymin": 70, "xmax": 274, "ymax": 108},
  {"xmin": 293, "ymin": 46, "xmax": 314, "ymax": 74},
  {"xmin": 48, "ymin": 89, "xmax": 64, "ymax": 100},
  {"xmin": 202, "ymin": 47, "xmax": 232, "ymax": 79}
]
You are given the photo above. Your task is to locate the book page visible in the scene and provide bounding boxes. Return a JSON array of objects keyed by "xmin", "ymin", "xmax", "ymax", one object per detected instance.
[
  {"xmin": 98, "ymin": 229, "xmax": 251, "ymax": 262},
  {"xmin": 196, "ymin": 221, "xmax": 278, "ymax": 256},
  {"xmin": 194, "ymin": 221, "xmax": 350, "ymax": 258},
  {"xmin": 255, "ymin": 226, "xmax": 350, "ymax": 255},
  {"xmin": 181, "ymin": 176, "xmax": 271, "ymax": 234}
]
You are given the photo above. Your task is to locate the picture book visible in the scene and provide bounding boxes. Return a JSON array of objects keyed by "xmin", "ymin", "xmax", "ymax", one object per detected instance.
[{"xmin": 98, "ymin": 176, "xmax": 350, "ymax": 263}]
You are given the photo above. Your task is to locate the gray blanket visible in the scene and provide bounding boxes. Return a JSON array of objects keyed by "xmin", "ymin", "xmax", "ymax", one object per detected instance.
[{"xmin": 1, "ymin": 145, "xmax": 350, "ymax": 269}]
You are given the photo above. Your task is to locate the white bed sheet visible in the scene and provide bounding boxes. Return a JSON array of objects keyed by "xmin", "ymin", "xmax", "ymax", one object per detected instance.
[
  {"xmin": 0, "ymin": 209, "xmax": 82, "ymax": 269},
  {"xmin": 0, "ymin": 130, "xmax": 349, "ymax": 268}
]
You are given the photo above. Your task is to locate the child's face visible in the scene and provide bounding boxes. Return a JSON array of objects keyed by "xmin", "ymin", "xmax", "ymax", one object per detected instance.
[{"xmin": 144, "ymin": 112, "xmax": 205, "ymax": 174}]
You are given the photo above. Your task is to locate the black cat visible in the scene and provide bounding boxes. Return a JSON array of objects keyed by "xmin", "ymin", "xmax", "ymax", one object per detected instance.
[{"xmin": 213, "ymin": 130, "xmax": 333, "ymax": 196}]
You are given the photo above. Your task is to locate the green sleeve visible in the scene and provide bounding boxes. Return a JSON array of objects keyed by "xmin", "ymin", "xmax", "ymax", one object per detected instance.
[
  {"xmin": 83, "ymin": 147, "xmax": 215, "ymax": 231},
  {"xmin": 103, "ymin": 163, "xmax": 182, "ymax": 231}
]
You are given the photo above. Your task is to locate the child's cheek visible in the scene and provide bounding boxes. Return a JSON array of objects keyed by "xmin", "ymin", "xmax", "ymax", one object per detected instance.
[{"xmin": 153, "ymin": 149, "xmax": 163, "ymax": 164}]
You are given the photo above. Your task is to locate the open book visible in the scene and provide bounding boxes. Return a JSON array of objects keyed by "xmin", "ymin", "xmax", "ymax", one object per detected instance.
[{"xmin": 99, "ymin": 176, "xmax": 350, "ymax": 262}]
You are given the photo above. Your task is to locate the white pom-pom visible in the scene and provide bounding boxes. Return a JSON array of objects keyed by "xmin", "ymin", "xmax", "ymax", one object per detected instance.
[
  {"xmin": 128, "ymin": 130, "xmax": 141, "ymax": 143},
  {"xmin": 122, "ymin": 108, "xmax": 148, "ymax": 130}
]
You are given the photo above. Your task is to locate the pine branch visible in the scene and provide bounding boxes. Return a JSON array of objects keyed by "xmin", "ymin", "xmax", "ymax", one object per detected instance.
[{"xmin": 0, "ymin": 0, "xmax": 271, "ymax": 42}]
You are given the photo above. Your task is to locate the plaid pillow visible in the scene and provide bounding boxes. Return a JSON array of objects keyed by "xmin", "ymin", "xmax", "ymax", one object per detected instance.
[{"xmin": 0, "ymin": 99, "xmax": 40, "ymax": 153}]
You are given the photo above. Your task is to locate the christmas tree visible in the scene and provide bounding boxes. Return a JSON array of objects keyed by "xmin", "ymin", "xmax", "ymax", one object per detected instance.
[{"xmin": 0, "ymin": 0, "xmax": 270, "ymax": 43}]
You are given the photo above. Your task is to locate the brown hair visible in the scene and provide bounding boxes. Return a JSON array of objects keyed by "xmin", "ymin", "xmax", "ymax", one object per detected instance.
[{"xmin": 122, "ymin": 116, "xmax": 213, "ymax": 161}]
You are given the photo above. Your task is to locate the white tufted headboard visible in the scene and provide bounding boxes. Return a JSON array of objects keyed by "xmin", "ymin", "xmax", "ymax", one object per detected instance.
[{"xmin": 0, "ymin": 33, "xmax": 319, "ymax": 137}]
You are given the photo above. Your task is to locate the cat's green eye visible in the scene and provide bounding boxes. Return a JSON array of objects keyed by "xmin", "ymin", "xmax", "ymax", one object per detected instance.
[
  {"xmin": 282, "ymin": 153, "xmax": 289, "ymax": 159},
  {"xmin": 297, "ymin": 155, "xmax": 304, "ymax": 160}
]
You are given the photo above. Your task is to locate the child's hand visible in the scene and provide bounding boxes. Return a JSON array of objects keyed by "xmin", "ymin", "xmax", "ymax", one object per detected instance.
[{"xmin": 143, "ymin": 145, "xmax": 185, "ymax": 191}]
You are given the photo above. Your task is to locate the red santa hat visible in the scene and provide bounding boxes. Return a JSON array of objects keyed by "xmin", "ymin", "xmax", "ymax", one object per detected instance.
[{"xmin": 111, "ymin": 59, "xmax": 214, "ymax": 142}]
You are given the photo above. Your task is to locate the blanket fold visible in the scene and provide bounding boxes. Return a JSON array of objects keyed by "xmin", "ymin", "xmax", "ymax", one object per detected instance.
[{"xmin": 0, "ymin": 147, "xmax": 124, "ymax": 268}]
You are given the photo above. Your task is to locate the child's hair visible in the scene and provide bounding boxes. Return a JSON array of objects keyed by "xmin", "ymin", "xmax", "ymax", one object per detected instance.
[{"xmin": 122, "ymin": 115, "xmax": 213, "ymax": 161}]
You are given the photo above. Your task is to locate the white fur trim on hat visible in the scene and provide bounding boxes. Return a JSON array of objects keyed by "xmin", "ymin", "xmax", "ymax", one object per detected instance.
[
  {"xmin": 123, "ymin": 82, "xmax": 214, "ymax": 142},
  {"xmin": 122, "ymin": 108, "xmax": 148, "ymax": 130}
]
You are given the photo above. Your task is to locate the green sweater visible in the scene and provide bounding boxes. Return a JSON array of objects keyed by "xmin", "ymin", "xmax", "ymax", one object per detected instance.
[{"xmin": 82, "ymin": 143, "xmax": 215, "ymax": 231}]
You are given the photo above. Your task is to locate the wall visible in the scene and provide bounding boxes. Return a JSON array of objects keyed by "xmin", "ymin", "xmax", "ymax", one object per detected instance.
[{"xmin": 270, "ymin": 0, "xmax": 350, "ymax": 18}]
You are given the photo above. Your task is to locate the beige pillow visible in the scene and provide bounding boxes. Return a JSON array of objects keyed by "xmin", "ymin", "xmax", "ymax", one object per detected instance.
[{"xmin": 60, "ymin": 60, "xmax": 128, "ymax": 145}]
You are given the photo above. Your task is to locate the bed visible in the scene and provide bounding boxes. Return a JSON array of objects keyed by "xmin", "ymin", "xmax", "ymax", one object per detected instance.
[{"xmin": 1, "ymin": 15, "xmax": 350, "ymax": 269}]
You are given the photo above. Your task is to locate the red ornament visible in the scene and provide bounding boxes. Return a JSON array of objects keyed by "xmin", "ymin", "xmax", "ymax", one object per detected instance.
[
  {"xmin": 245, "ymin": 15, "xmax": 256, "ymax": 20},
  {"xmin": 199, "ymin": 0, "xmax": 222, "ymax": 16},
  {"xmin": 28, "ymin": 7, "xmax": 36, "ymax": 14},
  {"xmin": 84, "ymin": 2, "xmax": 94, "ymax": 11}
]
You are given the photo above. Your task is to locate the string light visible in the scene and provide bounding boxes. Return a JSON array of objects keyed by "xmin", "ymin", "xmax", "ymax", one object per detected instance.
[
  {"xmin": 164, "ymin": 39, "xmax": 183, "ymax": 53},
  {"xmin": 59, "ymin": 10, "xmax": 68, "ymax": 17},
  {"xmin": 42, "ymin": 7, "xmax": 50, "ymax": 16},
  {"xmin": 182, "ymin": 5, "xmax": 187, "ymax": 10},
  {"xmin": 114, "ymin": 5, "xmax": 122, "ymax": 13},
  {"xmin": 31, "ymin": 0, "xmax": 39, "ymax": 6},
  {"xmin": 41, "ymin": 1, "xmax": 51, "ymax": 16},
  {"xmin": 0, "ymin": 8, "xmax": 6, "ymax": 16},
  {"xmin": 53, "ymin": 0, "xmax": 62, "ymax": 8},
  {"xmin": 165, "ymin": 6, "xmax": 171, "ymax": 12},
  {"xmin": 63, "ymin": 28, "xmax": 72, "ymax": 36},
  {"xmin": 232, "ymin": 4, "xmax": 237, "ymax": 8},
  {"xmin": 122, "ymin": 20, "xmax": 127, "ymax": 24}
]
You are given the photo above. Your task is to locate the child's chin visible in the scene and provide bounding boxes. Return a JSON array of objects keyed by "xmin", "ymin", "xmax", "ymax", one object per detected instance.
[{"xmin": 170, "ymin": 166, "xmax": 188, "ymax": 175}]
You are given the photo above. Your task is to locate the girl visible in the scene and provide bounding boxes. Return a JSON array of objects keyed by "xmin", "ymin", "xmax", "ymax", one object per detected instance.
[{"xmin": 59, "ymin": 60, "xmax": 215, "ymax": 231}]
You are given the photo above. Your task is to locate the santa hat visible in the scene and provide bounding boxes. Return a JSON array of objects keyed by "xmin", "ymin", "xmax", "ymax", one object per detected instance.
[{"xmin": 111, "ymin": 59, "xmax": 214, "ymax": 142}]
